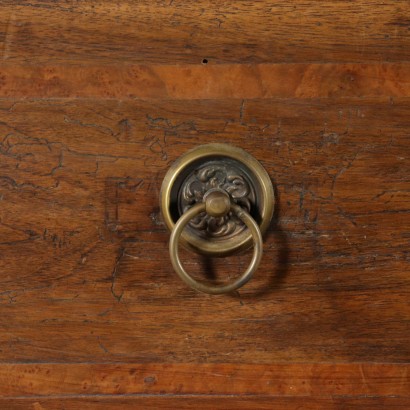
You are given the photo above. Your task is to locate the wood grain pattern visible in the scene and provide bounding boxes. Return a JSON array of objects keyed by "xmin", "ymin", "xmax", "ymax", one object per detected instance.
[
  {"xmin": 1, "ymin": 0, "xmax": 409, "ymax": 407},
  {"xmin": 0, "ymin": 63, "xmax": 410, "ymax": 99},
  {"xmin": 0, "ymin": 98, "xmax": 409, "ymax": 365},
  {"xmin": 2, "ymin": 396, "xmax": 410, "ymax": 410},
  {"xmin": 0, "ymin": 363, "xmax": 409, "ymax": 397},
  {"xmin": 0, "ymin": 1, "xmax": 410, "ymax": 65}
]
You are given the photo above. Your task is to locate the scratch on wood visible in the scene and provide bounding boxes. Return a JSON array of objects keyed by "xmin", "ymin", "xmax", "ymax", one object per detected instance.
[
  {"xmin": 111, "ymin": 247, "xmax": 125, "ymax": 302},
  {"xmin": 98, "ymin": 337, "xmax": 110, "ymax": 354},
  {"xmin": 337, "ymin": 207, "xmax": 358, "ymax": 227},
  {"xmin": 239, "ymin": 100, "xmax": 246, "ymax": 124},
  {"xmin": 64, "ymin": 115, "xmax": 117, "ymax": 138}
]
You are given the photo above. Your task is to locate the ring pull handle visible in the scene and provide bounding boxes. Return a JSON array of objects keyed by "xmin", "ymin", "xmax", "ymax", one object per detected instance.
[
  {"xmin": 169, "ymin": 189, "xmax": 263, "ymax": 295},
  {"xmin": 160, "ymin": 144, "xmax": 274, "ymax": 295}
]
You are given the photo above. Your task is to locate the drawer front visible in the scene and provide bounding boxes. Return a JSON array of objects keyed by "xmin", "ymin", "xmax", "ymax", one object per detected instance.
[{"xmin": 0, "ymin": 1, "xmax": 409, "ymax": 408}]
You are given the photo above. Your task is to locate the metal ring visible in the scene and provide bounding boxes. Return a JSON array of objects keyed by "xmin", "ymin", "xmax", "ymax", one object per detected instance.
[
  {"xmin": 169, "ymin": 202, "xmax": 263, "ymax": 295},
  {"xmin": 160, "ymin": 143, "xmax": 274, "ymax": 256}
]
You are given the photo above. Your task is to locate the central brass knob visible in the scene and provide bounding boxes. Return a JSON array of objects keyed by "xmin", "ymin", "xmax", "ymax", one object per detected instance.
[{"xmin": 203, "ymin": 189, "xmax": 231, "ymax": 217}]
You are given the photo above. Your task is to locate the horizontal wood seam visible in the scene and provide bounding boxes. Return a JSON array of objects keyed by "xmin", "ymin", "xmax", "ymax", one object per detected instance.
[{"xmin": 1, "ymin": 394, "xmax": 409, "ymax": 399}]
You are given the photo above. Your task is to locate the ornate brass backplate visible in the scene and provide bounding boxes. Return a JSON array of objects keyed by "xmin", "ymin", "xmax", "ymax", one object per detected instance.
[{"xmin": 160, "ymin": 143, "xmax": 274, "ymax": 257}]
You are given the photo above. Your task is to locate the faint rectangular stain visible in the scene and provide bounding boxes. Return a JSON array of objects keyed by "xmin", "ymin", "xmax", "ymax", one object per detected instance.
[
  {"xmin": 104, "ymin": 177, "xmax": 147, "ymax": 238},
  {"xmin": 1, "ymin": 12, "xmax": 15, "ymax": 60}
]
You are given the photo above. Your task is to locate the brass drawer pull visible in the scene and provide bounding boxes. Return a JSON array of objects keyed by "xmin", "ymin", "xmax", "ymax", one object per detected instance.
[
  {"xmin": 169, "ymin": 191, "xmax": 263, "ymax": 295},
  {"xmin": 160, "ymin": 144, "xmax": 274, "ymax": 294}
]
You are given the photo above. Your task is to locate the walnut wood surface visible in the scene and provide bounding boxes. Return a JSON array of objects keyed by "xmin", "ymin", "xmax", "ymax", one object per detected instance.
[
  {"xmin": 1, "ymin": 97, "xmax": 409, "ymax": 364},
  {"xmin": 0, "ymin": 1, "xmax": 410, "ymax": 64},
  {"xmin": 1, "ymin": 63, "xmax": 410, "ymax": 99},
  {"xmin": 0, "ymin": 0, "xmax": 409, "ymax": 408},
  {"xmin": 0, "ymin": 363, "xmax": 409, "ymax": 397},
  {"xmin": 1, "ymin": 397, "xmax": 410, "ymax": 410}
]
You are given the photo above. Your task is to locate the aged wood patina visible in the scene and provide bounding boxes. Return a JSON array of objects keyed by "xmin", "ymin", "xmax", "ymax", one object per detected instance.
[{"xmin": 0, "ymin": 1, "xmax": 409, "ymax": 408}]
